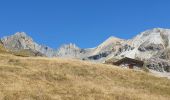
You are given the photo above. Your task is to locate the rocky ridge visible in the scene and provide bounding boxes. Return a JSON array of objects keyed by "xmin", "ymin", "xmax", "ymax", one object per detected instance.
[
  {"xmin": 1, "ymin": 28, "xmax": 170, "ymax": 72},
  {"xmin": 1, "ymin": 32, "xmax": 55, "ymax": 57}
]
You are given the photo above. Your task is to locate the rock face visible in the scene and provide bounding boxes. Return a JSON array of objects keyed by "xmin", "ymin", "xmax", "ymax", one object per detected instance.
[
  {"xmin": 157, "ymin": 48, "xmax": 170, "ymax": 60},
  {"xmin": 145, "ymin": 48, "xmax": 170, "ymax": 72},
  {"xmin": 1, "ymin": 28, "xmax": 170, "ymax": 72},
  {"xmin": 1, "ymin": 32, "xmax": 55, "ymax": 57},
  {"xmin": 146, "ymin": 58, "xmax": 170, "ymax": 72},
  {"xmin": 112, "ymin": 28, "xmax": 170, "ymax": 72},
  {"xmin": 56, "ymin": 43, "xmax": 80, "ymax": 58},
  {"xmin": 55, "ymin": 36, "xmax": 125, "ymax": 61},
  {"xmin": 106, "ymin": 28, "xmax": 169, "ymax": 59},
  {"xmin": 89, "ymin": 28, "xmax": 170, "ymax": 72},
  {"xmin": 92, "ymin": 36, "xmax": 125, "ymax": 55},
  {"xmin": 55, "ymin": 43, "xmax": 95, "ymax": 59},
  {"xmin": 84, "ymin": 37, "xmax": 126, "ymax": 62}
]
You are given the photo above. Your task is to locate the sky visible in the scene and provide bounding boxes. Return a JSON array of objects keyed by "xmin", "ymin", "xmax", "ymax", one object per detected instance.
[{"xmin": 0, "ymin": 0, "xmax": 170, "ymax": 48}]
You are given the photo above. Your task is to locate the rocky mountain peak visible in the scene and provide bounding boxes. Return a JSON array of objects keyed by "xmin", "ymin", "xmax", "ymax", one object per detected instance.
[
  {"xmin": 1, "ymin": 32, "xmax": 55, "ymax": 57},
  {"xmin": 102, "ymin": 36, "xmax": 124, "ymax": 45},
  {"xmin": 130, "ymin": 28, "xmax": 170, "ymax": 49},
  {"xmin": 106, "ymin": 36, "xmax": 123, "ymax": 41},
  {"xmin": 92, "ymin": 36, "xmax": 125, "ymax": 55},
  {"xmin": 6, "ymin": 32, "xmax": 32, "ymax": 41},
  {"xmin": 1, "ymin": 32, "xmax": 33, "ymax": 50},
  {"xmin": 60, "ymin": 43, "xmax": 80, "ymax": 50},
  {"xmin": 56, "ymin": 43, "xmax": 82, "ymax": 57},
  {"xmin": 15, "ymin": 32, "xmax": 27, "ymax": 37},
  {"xmin": 1, "ymin": 28, "xmax": 170, "ymax": 72}
]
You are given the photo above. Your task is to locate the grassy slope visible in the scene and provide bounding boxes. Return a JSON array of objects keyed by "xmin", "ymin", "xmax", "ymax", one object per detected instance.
[
  {"xmin": 0, "ymin": 54, "xmax": 170, "ymax": 100},
  {"xmin": 12, "ymin": 49, "xmax": 45, "ymax": 57},
  {"xmin": 0, "ymin": 44, "xmax": 43, "ymax": 57},
  {"xmin": 0, "ymin": 42, "xmax": 7, "ymax": 53}
]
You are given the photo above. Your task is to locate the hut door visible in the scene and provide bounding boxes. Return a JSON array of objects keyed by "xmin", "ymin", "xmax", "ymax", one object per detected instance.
[{"xmin": 129, "ymin": 64, "xmax": 133, "ymax": 69}]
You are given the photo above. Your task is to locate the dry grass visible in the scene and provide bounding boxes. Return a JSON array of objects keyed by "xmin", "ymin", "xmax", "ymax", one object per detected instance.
[
  {"xmin": 12, "ymin": 49, "xmax": 38, "ymax": 57},
  {"xmin": 0, "ymin": 54, "xmax": 170, "ymax": 100},
  {"xmin": 0, "ymin": 44, "xmax": 7, "ymax": 54}
]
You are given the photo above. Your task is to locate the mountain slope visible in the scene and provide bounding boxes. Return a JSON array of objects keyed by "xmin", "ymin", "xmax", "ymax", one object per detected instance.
[
  {"xmin": 111, "ymin": 28, "xmax": 170, "ymax": 72},
  {"xmin": 121, "ymin": 28, "xmax": 170, "ymax": 59},
  {"xmin": 55, "ymin": 37, "xmax": 126, "ymax": 62},
  {"xmin": 55, "ymin": 43, "xmax": 92, "ymax": 59},
  {"xmin": 0, "ymin": 53, "xmax": 170, "ymax": 100},
  {"xmin": 85, "ymin": 37, "xmax": 127, "ymax": 62},
  {"xmin": 1, "ymin": 28, "xmax": 170, "ymax": 72},
  {"xmin": 92, "ymin": 36, "xmax": 125, "ymax": 55},
  {"xmin": 1, "ymin": 32, "xmax": 55, "ymax": 57}
]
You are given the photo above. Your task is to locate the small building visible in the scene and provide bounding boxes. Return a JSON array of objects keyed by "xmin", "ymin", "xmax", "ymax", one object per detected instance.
[{"xmin": 105, "ymin": 57, "xmax": 144, "ymax": 69}]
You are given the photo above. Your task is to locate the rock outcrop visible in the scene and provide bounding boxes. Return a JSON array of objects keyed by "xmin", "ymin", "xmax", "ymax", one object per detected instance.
[
  {"xmin": 113, "ymin": 28, "xmax": 170, "ymax": 72},
  {"xmin": 56, "ymin": 43, "xmax": 84, "ymax": 58},
  {"xmin": 110, "ymin": 28, "xmax": 170, "ymax": 59},
  {"xmin": 84, "ymin": 36, "xmax": 126, "ymax": 62},
  {"xmin": 146, "ymin": 58, "xmax": 170, "ymax": 72},
  {"xmin": 1, "ymin": 32, "xmax": 55, "ymax": 57}
]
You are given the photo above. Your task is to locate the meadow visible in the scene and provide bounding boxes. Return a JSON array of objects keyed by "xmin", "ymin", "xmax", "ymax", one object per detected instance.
[{"xmin": 0, "ymin": 52, "xmax": 170, "ymax": 100}]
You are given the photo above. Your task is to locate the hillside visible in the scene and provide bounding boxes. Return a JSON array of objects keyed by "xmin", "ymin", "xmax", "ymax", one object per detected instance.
[
  {"xmin": 0, "ymin": 53, "xmax": 170, "ymax": 100},
  {"xmin": 0, "ymin": 40, "xmax": 7, "ymax": 53}
]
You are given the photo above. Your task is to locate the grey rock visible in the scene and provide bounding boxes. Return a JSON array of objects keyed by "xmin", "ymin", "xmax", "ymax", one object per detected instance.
[
  {"xmin": 55, "ymin": 43, "xmax": 82, "ymax": 58},
  {"xmin": 55, "ymin": 43, "xmax": 94, "ymax": 59},
  {"xmin": 146, "ymin": 58, "xmax": 170, "ymax": 72},
  {"xmin": 138, "ymin": 43, "xmax": 164, "ymax": 52},
  {"xmin": 1, "ymin": 32, "xmax": 55, "ymax": 57}
]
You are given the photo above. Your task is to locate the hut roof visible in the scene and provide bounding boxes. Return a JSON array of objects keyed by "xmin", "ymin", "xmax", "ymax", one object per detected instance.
[{"xmin": 113, "ymin": 57, "xmax": 144, "ymax": 66}]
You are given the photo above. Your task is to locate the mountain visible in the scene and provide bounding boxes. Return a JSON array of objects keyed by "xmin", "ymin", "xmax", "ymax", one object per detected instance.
[
  {"xmin": 86, "ymin": 28, "xmax": 170, "ymax": 72},
  {"xmin": 55, "ymin": 36, "xmax": 127, "ymax": 62},
  {"xmin": 55, "ymin": 43, "xmax": 81, "ymax": 58},
  {"xmin": 113, "ymin": 28, "xmax": 170, "ymax": 72},
  {"xmin": 85, "ymin": 36, "xmax": 126, "ymax": 62},
  {"xmin": 1, "ymin": 32, "xmax": 55, "ymax": 57},
  {"xmin": 92, "ymin": 36, "xmax": 125, "ymax": 55},
  {"xmin": 1, "ymin": 28, "xmax": 170, "ymax": 72},
  {"xmin": 55, "ymin": 43, "xmax": 91, "ymax": 59},
  {"xmin": 122, "ymin": 28, "xmax": 170, "ymax": 59}
]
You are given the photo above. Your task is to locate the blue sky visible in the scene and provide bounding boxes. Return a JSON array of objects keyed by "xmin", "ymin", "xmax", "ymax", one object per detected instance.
[{"xmin": 0, "ymin": 0, "xmax": 170, "ymax": 48}]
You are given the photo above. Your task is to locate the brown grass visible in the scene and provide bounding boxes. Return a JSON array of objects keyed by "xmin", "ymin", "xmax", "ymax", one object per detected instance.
[
  {"xmin": 0, "ymin": 44, "xmax": 7, "ymax": 53},
  {"xmin": 12, "ymin": 49, "xmax": 35, "ymax": 57},
  {"xmin": 0, "ymin": 53, "xmax": 170, "ymax": 100}
]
